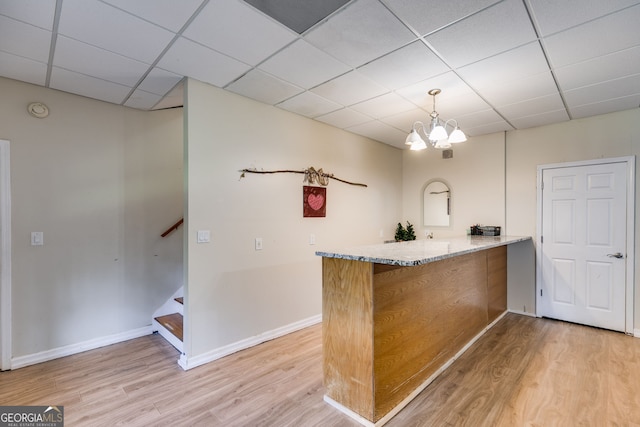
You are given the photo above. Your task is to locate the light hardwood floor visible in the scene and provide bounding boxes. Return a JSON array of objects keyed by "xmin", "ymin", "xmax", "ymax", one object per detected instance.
[{"xmin": 1, "ymin": 313, "xmax": 639, "ymax": 426}]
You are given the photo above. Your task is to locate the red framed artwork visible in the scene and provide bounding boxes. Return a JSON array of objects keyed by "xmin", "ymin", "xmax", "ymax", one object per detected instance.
[{"xmin": 303, "ymin": 186, "xmax": 326, "ymax": 217}]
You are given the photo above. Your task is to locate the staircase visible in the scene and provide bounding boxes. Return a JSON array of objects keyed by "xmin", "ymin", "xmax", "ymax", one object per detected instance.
[{"xmin": 153, "ymin": 289, "xmax": 184, "ymax": 353}]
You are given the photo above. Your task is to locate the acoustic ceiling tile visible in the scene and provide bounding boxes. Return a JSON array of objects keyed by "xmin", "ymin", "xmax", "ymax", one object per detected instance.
[
  {"xmin": 311, "ymin": 70, "xmax": 388, "ymax": 106},
  {"xmin": 137, "ymin": 68, "xmax": 183, "ymax": 97},
  {"xmin": 568, "ymin": 93, "xmax": 640, "ymax": 119},
  {"xmin": 462, "ymin": 120, "xmax": 513, "ymax": 137},
  {"xmin": 277, "ymin": 91, "xmax": 342, "ymax": 118},
  {"xmin": 183, "ymin": 0, "xmax": 296, "ymax": 66},
  {"xmin": 457, "ymin": 42, "xmax": 549, "ymax": 90},
  {"xmin": 101, "ymin": 0, "xmax": 203, "ymax": 32},
  {"xmin": 350, "ymin": 93, "xmax": 416, "ymax": 119},
  {"xmin": 497, "ymin": 93, "xmax": 566, "ymax": 120},
  {"xmin": 226, "ymin": 69, "xmax": 303, "ymax": 105},
  {"xmin": 554, "ymin": 45, "xmax": 640, "ymax": 91},
  {"xmin": 379, "ymin": 108, "xmax": 431, "ymax": 135},
  {"xmin": 384, "ymin": 0, "xmax": 502, "ymax": 36},
  {"xmin": 563, "ymin": 74, "xmax": 640, "ymax": 108},
  {"xmin": 357, "ymin": 41, "xmax": 449, "ymax": 90},
  {"xmin": 304, "ymin": 0, "xmax": 416, "ymax": 68},
  {"xmin": 124, "ymin": 89, "xmax": 162, "ymax": 110},
  {"xmin": 347, "ymin": 120, "xmax": 409, "ymax": 148},
  {"xmin": 0, "ymin": 50, "xmax": 47, "ymax": 86},
  {"xmin": 0, "ymin": 0, "xmax": 56, "ymax": 29},
  {"xmin": 396, "ymin": 72, "xmax": 472, "ymax": 108},
  {"xmin": 157, "ymin": 37, "xmax": 251, "ymax": 88},
  {"xmin": 54, "ymin": 36, "xmax": 150, "ymax": 87},
  {"xmin": 425, "ymin": 0, "xmax": 537, "ymax": 68},
  {"xmin": 315, "ymin": 108, "xmax": 373, "ymax": 129},
  {"xmin": 58, "ymin": 0, "xmax": 174, "ymax": 64},
  {"xmin": 508, "ymin": 109, "xmax": 570, "ymax": 130},
  {"xmin": 50, "ymin": 67, "xmax": 131, "ymax": 104},
  {"xmin": 475, "ymin": 71, "xmax": 559, "ymax": 107},
  {"xmin": 544, "ymin": 4, "xmax": 640, "ymax": 68},
  {"xmin": 258, "ymin": 39, "xmax": 351, "ymax": 89},
  {"xmin": 0, "ymin": 15, "xmax": 51, "ymax": 62},
  {"xmin": 527, "ymin": 0, "xmax": 640, "ymax": 36},
  {"xmin": 453, "ymin": 108, "xmax": 507, "ymax": 130},
  {"xmin": 152, "ymin": 82, "xmax": 184, "ymax": 110}
]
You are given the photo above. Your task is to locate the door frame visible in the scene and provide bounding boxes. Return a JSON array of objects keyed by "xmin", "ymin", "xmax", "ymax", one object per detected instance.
[
  {"xmin": 0, "ymin": 139, "xmax": 11, "ymax": 370},
  {"xmin": 536, "ymin": 156, "xmax": 635, "ymax": 335}
]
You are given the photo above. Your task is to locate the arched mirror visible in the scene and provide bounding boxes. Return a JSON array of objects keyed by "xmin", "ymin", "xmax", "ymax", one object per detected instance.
[{"xmin": 423, "ymin": 180, "xmax": 450, "ymax": 227}]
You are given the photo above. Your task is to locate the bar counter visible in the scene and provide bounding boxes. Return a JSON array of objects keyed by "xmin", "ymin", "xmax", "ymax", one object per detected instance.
[{"xmin": 317, "ymin": 235, "xmax": 531, "ymax": 426}]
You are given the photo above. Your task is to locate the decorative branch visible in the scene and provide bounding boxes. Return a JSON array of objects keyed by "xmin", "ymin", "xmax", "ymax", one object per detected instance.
[{"xmin": 239, "ymin": 167, "xmax": 367, "ymax": 187}]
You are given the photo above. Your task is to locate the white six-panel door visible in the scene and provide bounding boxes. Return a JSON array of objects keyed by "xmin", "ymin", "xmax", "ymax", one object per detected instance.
[{"xmin": 538, "ymin": 161, "xmax": 627, "ymax": 332}]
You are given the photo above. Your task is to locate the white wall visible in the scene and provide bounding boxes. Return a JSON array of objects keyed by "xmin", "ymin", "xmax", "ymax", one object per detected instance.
[
  {"xmin": 183, "ymin": 79, "xmax": 402, "ymax": 362},
  {"xmin": 0, "ymin": 77, "xmax": 183, "ymax": 361},
  {"xmin": 402, "ymin": 108, "xmax": 640, "ymax": 322}
]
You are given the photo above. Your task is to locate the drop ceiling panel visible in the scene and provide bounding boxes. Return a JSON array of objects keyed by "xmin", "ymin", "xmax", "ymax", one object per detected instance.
[
  {"xmin": 277, "ymin": 91, "xmax": 342, "ymax": 118},
  {"xmin": 304, "ymin": 0, "xmax": 416, "ymax": 67},
  {"xmin": 137, "ymin": 68, "xmax": 183, "ymax": 96},
  {"xmin": 153, "ymin": 82, "xmax": 184, "ymax": 110},
  {"xmin": 311, "ymin": 70, "xmax": 388, "ymax": 106},
  {"xmin": 316, "ymin": 108, "xmax": 373, "ymax": 129},
  {"xmin": 350, "ymin": 93, "xmax": 416, "ymax": 119},
  {"xmin": 457, "ymin": 42, "xmax": 549, "ymax": 89},
  {"xmin": 258, "ymin": 39, "xmax": 351, "ymax": 89},
  {"xmin": 454, "ymin": 109, "xmax": 507, "ymax": 130},
  {"xmin": 54, "ymin": 36, "xmax": 150, "ymax": 87},
  {"xmin": 357, "ymin": 41, "xmax": 449, "ymax": 90},
  {"xmin": 543, "ymin": 5, "xmax": 640, "ymax": 68},
  {"xmin": 509, "ymin": 109, "xmax": 569, "ymax": 130},
  {"xmin": 347, "ymin": 120, "xmax": 408, "ymax": 148},
  {"xmin": 100, "ymin": 0, "xmax": 204, "ymax": 32},
  {"xmin": 569, "ymin": 94, "xmax": 640, "ymax": 119},
  {"xmin": 50, "ymin": 67, "xmax": 131, "ymax": 104},
  {"xmin": 425, "ymin": 0, "xmax": 537, "ymax": 68},
  {"xmin": 463, "ymin": 120, "xmax": 513, "ymax": 137},
  {"xmin": 0, "ymin": 0, "xmax": 56, "ymax": 29},
  {"xmin": 563, "ymin": 74, "xmax": 640, "ymax": 108},
  {"xmin": 0, "ymin": 15, "xmax": 51, "ymax": 62},
  {"xmin": 379, "ymin": 108, "xmax": 431, "ymax": 134},
  {"xmin": 124, "ymin": 89, "xmax": 162, "ymax": 110},
  {"xmin": 396, "ymin": 72, "xmax": 473, "ymax": 108},
  {"xmin": 226, "ymin": 69, "xmax": 303, "ymax": 105},
  {"xmin": 497, "ymin": 93, "xmax": 566, "ymax": 120},
  {"xmin": 384, "ymin": 0, "xmax": 501, "ymax": 36},
  {"xmin": 475, "ymin": 71, "xmax": 559, "ymax": 107},
  {"xmin": 554, "ymin": 46, "xmax": 640, "ymax": 91},
  {"xmin": 183, "ymin": 0, "xmax": 296, "ymax": 66},
  {"xmin": 527, "ymin": 0, "xmax": 640, "ymax": 36},
  {"xmin": 0, "ymin": 50, "xmax": 47, "ymax": 85},
  {"xmin": 157, "ymin": 37, "xmax": 251, "ymax": 88},
  {"xmin": 58, "ymin": 0, "xmax": 175, "ymax": 64}
]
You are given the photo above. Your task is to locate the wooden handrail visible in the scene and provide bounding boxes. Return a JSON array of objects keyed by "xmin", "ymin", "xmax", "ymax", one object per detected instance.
[{"xmin": 161, "ymin": 218, "xmax": 183, "ymax": 237}]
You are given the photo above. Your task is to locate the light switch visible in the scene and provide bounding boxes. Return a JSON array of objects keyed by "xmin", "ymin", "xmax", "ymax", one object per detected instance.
[
  {"xmin": 255, "ymin": 237, "xmax": 263, "ymax": 250},
  {"xmin": 309, "ymin": 234, "xmax": 316, "ymax": 245},
  {"xmin": 197, "ymin": 230, "xmax": 210, "ymax": 243},
  {"xmin": 31, "ymin": 232, "xmax": 44, "ymax": 246}
]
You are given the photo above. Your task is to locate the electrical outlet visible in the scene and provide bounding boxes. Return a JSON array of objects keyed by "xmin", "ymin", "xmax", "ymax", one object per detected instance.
[
  {"xmin": 255, "ymin": 237, "xmax": 263, "ymax": 250},
  {"xmin": 197, "ymin": 230, "xmax": 210, "ymax": 243},
  {"xmin": 31, "ymin": 231, "xmax": 44, "ymax": 246}
]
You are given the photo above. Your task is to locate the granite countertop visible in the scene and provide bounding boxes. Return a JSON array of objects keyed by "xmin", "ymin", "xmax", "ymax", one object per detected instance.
[{"xmin": 315, "ymin": 235, "xmax": 531, "ymax": 266}]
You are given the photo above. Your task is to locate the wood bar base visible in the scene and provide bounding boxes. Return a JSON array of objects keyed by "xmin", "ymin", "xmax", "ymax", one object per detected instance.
[{"xmin": 322, "ymin": 246, "xmax": 507, "ymax": 425}]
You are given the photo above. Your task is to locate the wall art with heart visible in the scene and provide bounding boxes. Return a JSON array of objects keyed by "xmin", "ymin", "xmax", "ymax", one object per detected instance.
[{"xmin": 303, "ymin": 185, "xmax": 326, "ymax": 217}]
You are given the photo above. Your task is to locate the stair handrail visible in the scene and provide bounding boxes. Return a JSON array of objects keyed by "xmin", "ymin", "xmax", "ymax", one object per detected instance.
[{"xmin": 161, "ymin": 218, "xmax": 183, "ymax": 237}]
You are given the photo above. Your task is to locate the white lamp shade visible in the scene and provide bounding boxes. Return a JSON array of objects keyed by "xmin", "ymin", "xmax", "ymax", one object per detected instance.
[
  {"xmin": 429, "ymin": 125, "xmax": 448, "ymax": 142},
  {"xmin": 410, "ymin": 140, "xmax": 427, "ymax": 150},
  {"xmin": 448, "ymin": 128, "xmax": 467, "ymax": 143},
  {"xmin": 405, "ymin": 129, "xmax": 423, "ymax": 146}
]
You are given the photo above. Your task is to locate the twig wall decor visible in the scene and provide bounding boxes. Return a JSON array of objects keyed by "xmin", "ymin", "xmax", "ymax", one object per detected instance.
[{"xmin": 239, "ymin": 167, "xmax": 367, "ymax": 187}]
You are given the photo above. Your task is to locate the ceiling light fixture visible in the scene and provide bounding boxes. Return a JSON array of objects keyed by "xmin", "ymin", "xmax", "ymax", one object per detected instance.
[{"xmin": 405, "ymin": 89, "xmax": 467, "ymax": 151}]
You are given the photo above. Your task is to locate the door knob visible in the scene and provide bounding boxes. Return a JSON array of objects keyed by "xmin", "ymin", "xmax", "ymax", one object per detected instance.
[{"xmin": 607, "ymin": 252, "xmax": 624, "ymax": 259}]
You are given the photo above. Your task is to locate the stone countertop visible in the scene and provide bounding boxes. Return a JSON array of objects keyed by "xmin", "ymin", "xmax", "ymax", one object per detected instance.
[{"xmin": 315, "ymin": 235, "xmax": 532, "ymax": 266}]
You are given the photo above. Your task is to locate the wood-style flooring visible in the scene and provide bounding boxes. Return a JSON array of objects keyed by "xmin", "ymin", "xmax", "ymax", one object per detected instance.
[{"xmin": 1, "ymin": 313, "xmax": 639, "ymax": 426}]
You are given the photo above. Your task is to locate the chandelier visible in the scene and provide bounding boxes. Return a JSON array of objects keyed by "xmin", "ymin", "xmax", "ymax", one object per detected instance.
[{"xmin": 405, "ymin": 89, "xmax": 467, "ymax": 151}]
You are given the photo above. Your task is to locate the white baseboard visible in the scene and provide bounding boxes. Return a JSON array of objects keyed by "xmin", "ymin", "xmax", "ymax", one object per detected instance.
[
  {"xmin": 635, "ymin": 328, "xmax": 640, "ymax": 338},
  {"xmin": 179, "ymin": 314, "xmax": 321, "ymax": 371},
  {"xmin": 508, "ymin": 309, "xmax": 537, "ymax": 318},
  {"xmin": 11, "ymin": 325, "xmax": 153, "ymax": 370}
]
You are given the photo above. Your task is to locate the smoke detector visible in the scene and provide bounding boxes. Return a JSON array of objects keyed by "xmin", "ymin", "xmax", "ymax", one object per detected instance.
[{"xmin": 27, "ymin": 102, "xmax": 49, "ymax": 118}]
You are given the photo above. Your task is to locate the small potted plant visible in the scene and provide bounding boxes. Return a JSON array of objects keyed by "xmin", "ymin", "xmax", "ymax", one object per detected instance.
[{"xmin": 395, "ymin": 221, "xmax": 417, "ymax": 241}]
